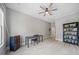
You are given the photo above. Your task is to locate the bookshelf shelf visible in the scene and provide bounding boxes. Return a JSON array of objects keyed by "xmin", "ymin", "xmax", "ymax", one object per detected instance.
[{"xmin": 63, "ymin": 22, "xmax": 79, "ymax": 45}]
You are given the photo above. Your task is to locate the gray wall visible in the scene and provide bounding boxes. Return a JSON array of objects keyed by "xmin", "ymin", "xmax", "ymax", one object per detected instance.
[{"xmin": 6, "ymin": 8, "xmax": 51, "ymax": 45}]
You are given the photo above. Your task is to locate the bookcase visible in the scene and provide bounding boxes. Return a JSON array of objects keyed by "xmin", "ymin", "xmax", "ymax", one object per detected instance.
[{"xmin": 63, "ymin": 22, "xmax": 79, "ymax": 45}]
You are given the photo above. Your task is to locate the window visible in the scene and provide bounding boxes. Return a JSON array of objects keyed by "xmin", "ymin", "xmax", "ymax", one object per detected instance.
[
  {"xmin": 0, "ymin": 26, "xmax": 2, "ymax": 45},
  {"xmin": 0, "ymin": 8, "xmax": 4, "ymax": 46}
]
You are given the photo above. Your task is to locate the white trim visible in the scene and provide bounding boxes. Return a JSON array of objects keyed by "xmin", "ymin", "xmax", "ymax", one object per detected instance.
[
  {"xmin": 0, "ymin": 43, "xmax": 4, "ymax": 48},
  {"xmin": 0, "ymin": 8, "xmax": 4, "ymax": 48}
]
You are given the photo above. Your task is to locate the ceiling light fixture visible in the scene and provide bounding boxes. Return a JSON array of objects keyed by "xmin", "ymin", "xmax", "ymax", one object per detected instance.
[{"xmin": 39, "ymin": 3, "xmax": 57, "ymax": 16}]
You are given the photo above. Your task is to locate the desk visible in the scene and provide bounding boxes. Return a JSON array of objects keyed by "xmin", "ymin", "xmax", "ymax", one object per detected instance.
[
  {"xmin": 25, "ymin": 35, "xmax": 43, "ymax": 48},
  {"xmin": 33, "ymin": 35, "xmax": 43, "ymax": 42},
  {"xmin": 25, "ymin": 36, "xmax": 34, "ymax": 48},
  {"xmin": 39, "ymin": 35, "xmax": 43, "ymax": 42}
]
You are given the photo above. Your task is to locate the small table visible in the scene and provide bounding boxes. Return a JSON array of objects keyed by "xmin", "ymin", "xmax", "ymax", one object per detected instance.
[
  {"xmin": 25, "ymin": 36, "xmax": 34, "ymax": 48},
  {"xmin": 39, "ymin": 35, "xmax": 43, "ymax": 42}
]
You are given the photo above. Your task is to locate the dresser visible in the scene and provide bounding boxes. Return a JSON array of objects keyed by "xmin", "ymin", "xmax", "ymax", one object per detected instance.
[{"xmin": 10, "ymin": 35, "xmax": 20, "ymax": 51}]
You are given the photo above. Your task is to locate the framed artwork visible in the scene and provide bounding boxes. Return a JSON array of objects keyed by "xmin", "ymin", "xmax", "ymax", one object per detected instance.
[{"xmin": 0, "ymin": 25, "xmax": 2, "ymax": 45}]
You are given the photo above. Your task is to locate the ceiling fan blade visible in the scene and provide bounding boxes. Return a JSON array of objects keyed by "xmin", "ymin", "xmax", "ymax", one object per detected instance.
[
  {"xmin": 40, "ymin": 6, "xmax": 46, "ymax": 10},
  {"xmin": 49, "ymin": 3, "xmax": 53, "ymax": 8},
  {"xmin": 49, "ymin": 13, "xmax": 52, "ymax": 15},
  {"xmin": 49, "ymin": 8, "xmax": 57, "ymax": 11},
  {"xmin": 44, "ymin": 13, "xmax": 46, "ymax": 16},
  {"xmin": 42, "ymin": 4, "xmax": 47, "ymax": 8},
  {"xmin": 51, "ymin": 8, "xmax": 57, "ymax": 11},
  {"xmin": 38, "ymin": 11, "xmax": 45, "ymax": 14},
  {"xmin": 48, "ymin": 12, "xmax": 52, "ymax": 15}
]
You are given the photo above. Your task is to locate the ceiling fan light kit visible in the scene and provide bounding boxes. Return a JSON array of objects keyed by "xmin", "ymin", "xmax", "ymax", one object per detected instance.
[
  {"xmin": 46, "ymin": 12, "xmax": 49, "ymax": 14},
  {"xmin": 39, "ymin": 3, "xmax": 57, "ymax": 16}
]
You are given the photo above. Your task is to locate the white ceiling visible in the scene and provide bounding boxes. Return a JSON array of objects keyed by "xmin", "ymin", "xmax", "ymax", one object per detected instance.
[{"xmin": 5, "ymin": 3, "xmax": 79, "ymax": 23}]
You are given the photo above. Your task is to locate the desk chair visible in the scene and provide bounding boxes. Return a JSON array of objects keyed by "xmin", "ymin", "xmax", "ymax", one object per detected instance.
[{"xmin": 31, "ymin": 37, "xmax": 38, "ymax": 46}]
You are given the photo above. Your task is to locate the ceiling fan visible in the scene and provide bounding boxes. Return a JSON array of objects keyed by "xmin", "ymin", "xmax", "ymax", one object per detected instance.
[{"xmin": 39, "ymin": 3, "xmax": 57, "ymax": 16}]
